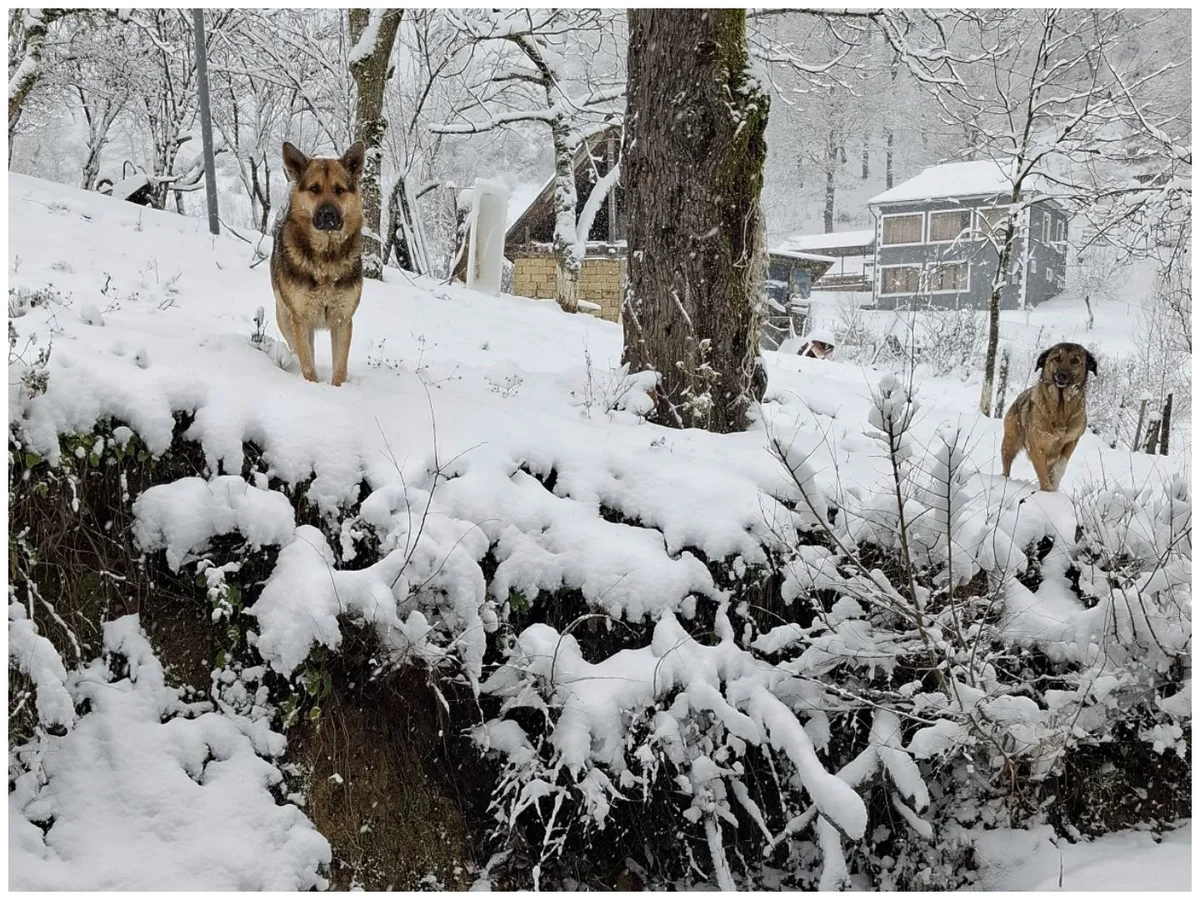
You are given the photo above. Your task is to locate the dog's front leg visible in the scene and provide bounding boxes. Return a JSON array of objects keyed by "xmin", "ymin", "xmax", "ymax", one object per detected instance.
[
  {"xmin": 1000, "ymin": 421, "xmax": 1021, "ymax": 478},
  {"xmin": 1026, "ymin": 443, "xmax": 1055, "ymax": 492},
  {"xmin": 330, "ymin": 317, "xmax": 353, "ymax": 387},
  {"xmin": 291, "ymin": 320, "xmax": 318, "ymax": 383},
  {"xmin": 1050, "ymin": 438, "xmax": 1080, "ymax": 491}
]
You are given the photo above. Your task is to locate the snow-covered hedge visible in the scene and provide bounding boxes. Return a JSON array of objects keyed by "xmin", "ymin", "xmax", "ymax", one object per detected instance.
[{"xmin": 10, "ymin": 369, "xmax": 1189, "ymax": 889}]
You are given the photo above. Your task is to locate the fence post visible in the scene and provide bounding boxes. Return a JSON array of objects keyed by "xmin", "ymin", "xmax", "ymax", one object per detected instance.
[
  {"xmin": 1144, "ymin": 413, "xmax": 1162, "ymax": 455},
  {"xmin": 1133, "ymin": 397, "xmax": 1149, "ymax": 452},
  {"xmin": 1159, "ymin": 393, "xmax": 1173, "ymax": 456}
]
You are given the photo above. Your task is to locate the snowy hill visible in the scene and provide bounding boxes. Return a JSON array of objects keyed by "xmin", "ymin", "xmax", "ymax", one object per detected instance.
[{"xmin": 8, "ymin": 175, "xmax": 1190, "ymax": 891}]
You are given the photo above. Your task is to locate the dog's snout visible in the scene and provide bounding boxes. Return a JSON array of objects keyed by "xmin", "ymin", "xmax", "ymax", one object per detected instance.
[
  {"xmin": 314, "ymin": 203, "xmax": 343, "ymax": 231},
  {"xmin": 1054, "ymin": 371, "xmax": 1071, "ymax": 386}
]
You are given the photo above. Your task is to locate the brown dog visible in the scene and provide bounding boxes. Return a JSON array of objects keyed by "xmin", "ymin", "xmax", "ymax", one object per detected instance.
[
  {"xmin": 1001, "ymin": 342, "xmax": 1097, "ymax": 491},
  {"xmin": 271, "ymin": 141, "xmax": 364, "ymax": 386}
]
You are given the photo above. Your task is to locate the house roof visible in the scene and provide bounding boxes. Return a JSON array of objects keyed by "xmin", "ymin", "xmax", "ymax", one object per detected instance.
[
  {"xmin": 505, "ymin": 125, "xmax": 622, "ymax": 249},
  {"xmin": 868, "ymin": 158, "xmax": 1047, "ymax": 206},
  {"xmin": 768, "ymin": 248, "xmax": 836, "ymax": 265},
  {"xmin": 777, "ymin": 229, "xmax": 875, "ymax": 252}
]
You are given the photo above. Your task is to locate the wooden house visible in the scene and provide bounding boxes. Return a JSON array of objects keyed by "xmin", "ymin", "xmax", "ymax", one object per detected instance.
[
  {"xmin": 867, "ymin": 159, "xmax": 1070, "ymax": 310},
  {"xmin": 504, "ymin": 126, "xmax": 626, "ymax": 322}
]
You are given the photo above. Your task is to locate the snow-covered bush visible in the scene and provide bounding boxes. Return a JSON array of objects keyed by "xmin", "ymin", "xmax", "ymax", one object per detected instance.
[
  {"xmin": 8, "ymin": 387, "xmax": 1188, "ymax": 890},
  {"xmin": 9, "ymin": 615, "xmax": 331, "ymax": 890},
  {"xmin": 469, "ymin": 374, "xmax": 1190, "ymax": 889}
]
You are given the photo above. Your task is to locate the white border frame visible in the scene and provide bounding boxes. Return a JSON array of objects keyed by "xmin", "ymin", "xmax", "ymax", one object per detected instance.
[
  {"xmin": 928, "ymin": 260, "xmax": 970, "ymax": 295},
  {"xmin": 879, "ymin": 211, "xmax": 926, "ymax": 248},
  {"xmin": 926, "ymin": 209, "xmax": 974, "ymax": 245},
  {"xmin": 878, "ymin": 263, "xmax": 923, "ymax": 296},
  {"xmin": 877, "ymin": 261, "xmax": 970, "ymax": 297},
  {"xmin": 975, "ymin": 205, "xmax": 1013, "ymax": 242}
]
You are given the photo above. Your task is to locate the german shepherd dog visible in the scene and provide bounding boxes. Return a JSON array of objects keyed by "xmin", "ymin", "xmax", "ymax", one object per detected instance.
[
  {"xmin": 271, "ymin": 141, "xmax": 364, "ymax": 386},
  {"xmin": 1001, "ymin": 342, "xmax": 1097, "ymax": 492}
]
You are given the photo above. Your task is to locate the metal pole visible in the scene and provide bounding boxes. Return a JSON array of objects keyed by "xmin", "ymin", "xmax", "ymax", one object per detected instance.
[{"xmin": 192, "ymin": 8, "xmax": 219, "ymax": 235}]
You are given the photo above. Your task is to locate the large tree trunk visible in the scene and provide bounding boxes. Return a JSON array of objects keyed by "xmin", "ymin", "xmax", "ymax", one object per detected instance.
[
  {"xmin": 348, "ymin": 8, "xmax": 403, "ymax": 280},
  {"xmin": 622, "ymin": 9, "xmax": 769, "ymax": 435}
]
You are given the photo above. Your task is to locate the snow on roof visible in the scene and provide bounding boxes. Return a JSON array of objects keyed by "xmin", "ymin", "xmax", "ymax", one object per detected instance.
[
  {"xmin": 767, "ymin": 248, "xmax": 836, "ymax": 264},
  {"xmin": 869, "ymin": 159, "xmax": 1045, "ymax": 206},
  {"xmin": 778, "ymin": 229, "xmax": 875, "ymax": 252}
]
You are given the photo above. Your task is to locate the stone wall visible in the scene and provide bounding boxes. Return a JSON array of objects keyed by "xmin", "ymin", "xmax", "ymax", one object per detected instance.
[
  {"xmin": 511, "ymin": 255, "xmax": 624, "ymax": 323},
  {"xmin": 579, "ymin": 257, "xmax": 622, "ymax": 323},
  {"xmin": 512, "ymin": 256, "xmax": 558, "ymax": 300}
]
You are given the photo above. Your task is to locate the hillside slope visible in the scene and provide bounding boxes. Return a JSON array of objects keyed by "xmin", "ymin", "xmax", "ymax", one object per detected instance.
[{"xmin": 8, "ymin": 175, "xmax": 1190, "ymax": 891}]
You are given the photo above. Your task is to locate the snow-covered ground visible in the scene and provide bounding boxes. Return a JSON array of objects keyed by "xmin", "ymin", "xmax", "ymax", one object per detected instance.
[
  {"xmin": 975, "ymin": 822, "xmax": 1190, "ymax": 892},
  {"xmin": 7, "ymin": 174, "xmax": 1190, "ymax": 890}
]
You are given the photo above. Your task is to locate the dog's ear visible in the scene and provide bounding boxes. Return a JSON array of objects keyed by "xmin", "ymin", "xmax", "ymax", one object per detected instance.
[
  {"xmin": 1085, "ymin": 350, "xmax": 1098, "ymax": 376},
  {"xmin": 340, "ymin": 141, "xmax": 365, "ymax": 185},
  {"xmin": 1035, "ymin": 348, "xmax": 1050, "ymax": 371},
  {"xmin": 282, "ymin": 142, "xmax": 309, "ymax": 183}
]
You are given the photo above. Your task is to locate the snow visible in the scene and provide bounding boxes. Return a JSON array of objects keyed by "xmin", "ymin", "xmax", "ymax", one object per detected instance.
[
  {"xmin": 869, "ymin": 158, "xmax": 1052, "ymax": 205},
  {"xmin": 108, "ymin": 173, "xmax": 150, "ymax": 202},
  {"xmin": 6, "ymin": 172, "xmax": 1190, "ymax": 890},
  {"xmin": 8, "ymin": 603, "xmax": 75, "ymax": 732},
  {"xmin": 778, "ymin": 228, "xmax": 875, "ymax": 251},
  {"xmin": 9, "ymin": 616, "xmax": 330, "ymax": 890},
  {"xmin": 466, "ymin": 178, "xmax": 509, "ymax": 295},
  {"xmin": 766, "ymin": 247, "xmax": 836, "ymax": 265},
  {"xmin": 132, "ymin": 475, "xmax": 296, "ymax": 572},
  {"xmin": 574, "ymin": 160, "xmax": 620, "ymax": 261},
  {"xmin": 346, "ymin": 10, "xmax": 382, "ymax": 66},
  {"xmin": 974, "ymin": 822, "xmax": 1191, "ymax": 891}
]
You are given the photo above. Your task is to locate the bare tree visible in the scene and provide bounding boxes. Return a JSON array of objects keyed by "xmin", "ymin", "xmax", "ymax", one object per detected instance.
[
  {"xmin": 431, "ymin": 9, "xmax": 624, "ymax": 312},
  {"xmin": 869, "ymin": 9, "xmax": 1189, "ymax": 416},
  {"xmin": 622, "ymin": 9, "xmax": 769, "ymax": 434},
  {"xmin": 348, "ymin": 8, "xmax": 404, "ymax": 279}
]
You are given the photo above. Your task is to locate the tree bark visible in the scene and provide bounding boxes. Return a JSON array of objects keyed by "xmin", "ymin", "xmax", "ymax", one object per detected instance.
[
  {"xmin": 8, "ymin": 9, "xmax": 69, "ymax": 139},
  {"xmin": 885, "ymin": 131, "xmax": 894, "ymax": 189},
  {"xmin": 348, "ymin": 8, "xmax": 403, "ymax": 280},
  {"xmin": 823, "ymin": 125, "xmax": 839, "ymax": 233},
  {"xmin": 622, "ymin": 9, "xmax": 769, "ymax": 435},
  {"xmin": 979, "ymin": 210, "xmax": 1015, "ymax": 417},
  {"xmin": 549, "ymin": 116, "xmax": 580, "ymax": 312}
]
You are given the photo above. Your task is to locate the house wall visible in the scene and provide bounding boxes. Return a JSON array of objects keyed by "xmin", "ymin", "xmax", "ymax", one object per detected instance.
[
  {"xmin": 1025, "ymin": 205, "xmax": 1070, "ymax": 306},
  {"xmin": 870, "ymin": 196, "xmax": 1067, "ymax": 311},
  {"xmin": 873, "ymin": 196, "xmax": 1019, "ymax": 310},
  {"xmin": 511, "ymin": 255, "xmax": 623, "ymax": 323}
]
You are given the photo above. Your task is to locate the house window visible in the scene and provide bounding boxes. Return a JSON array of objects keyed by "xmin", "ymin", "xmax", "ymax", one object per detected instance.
[
  {"xmin": 1052, "ymin": 216, "xmax": 1067, "ymax": 247},
  {"xmin": 930, "ymin": 261, "xmax": 968, "ymax": 292},
  {"xmin": 881, "ymin": 213, "xmax": 923, "ymax": 246},
  {"xmin": 1042, "ymin": 213, "xmax": 1051, "ymax": 244},
  {"xmin": 881, "ymin": 265, "xmax": 921, "ymax": 295},
  {"xmin": 928, "ymin": 209, "xmax": 972, "ymax": 243},
  {"xmin": 977, "ymin": 206, "xmax": 1012, "ymax": 242},
  {"xmin": 789, "ymin": 267, "xmax": 812, "ymax": 299}
]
